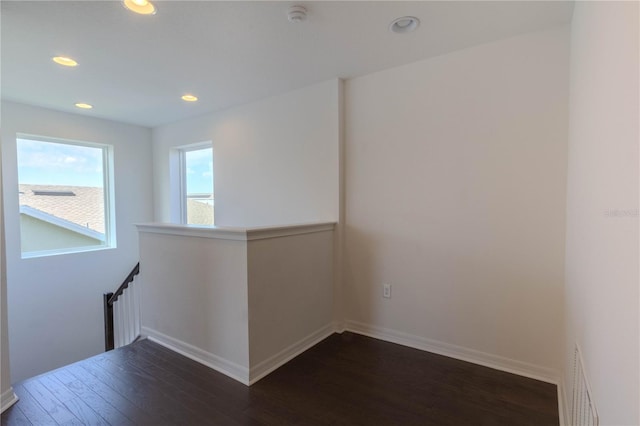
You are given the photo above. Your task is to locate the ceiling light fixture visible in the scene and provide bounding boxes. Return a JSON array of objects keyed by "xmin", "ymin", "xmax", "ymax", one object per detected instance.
[
  {"xmin": 389, "ymin": 16, "xmax": 420, "ymax": 34},
  {"xmin": 75, "ymin": 103, "xmax": 93, "ymax": 109},
  {"xmin": 287, "ymin": 5, "xmax": 307, "ymax": 23},
  {"xmin": 181, "ymin": 94, "xmax": 198, "ymax": 102},
  {"xmin": 123, "ymin": 0, "xmax": 156, "ymax": 15},
  {"xmin": 52, "ymin": 56, "xmax": 78, "ymax": 67}
]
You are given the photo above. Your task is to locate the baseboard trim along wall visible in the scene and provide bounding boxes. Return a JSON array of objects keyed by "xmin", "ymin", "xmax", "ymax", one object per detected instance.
[
  {"xmin": 1, "ymin": 388, "xmax": 18, "ymax": 413},
  {"xmin": 141, "ymin": 327, "xmax": 251, "ymax": 385},
  {"xmin": 344, "ymin": 320, "xmax": 560, "ymax": 385},
  {"xmin": 249, "ymin": 322, "xmax": 336, "ymax": 385},
  {"xmin": 558, "ymin": 381, "xmax": 569, "ymax": 426},
  {"xmin": 142, "ymin": 320, "xmax": 562, "ymax": 421},
  {"xmin": 142, "ymin": 324, "xmax": 337, "ymax": 387}
]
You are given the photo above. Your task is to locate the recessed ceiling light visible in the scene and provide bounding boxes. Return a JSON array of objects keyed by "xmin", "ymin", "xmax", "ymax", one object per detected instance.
[
  {"xmin": 123, "ymin": 0, "xmax": 156, "ymax": 15},
  {"xmin": 75, "ymin": 103, "xmax": 93, "ymax": 109},
  {"xmin": 181, "ymin": 94, "xmax": 198, "ymax": 102},
  {"xmin": 52, "ymin": 56, "xmax": 78, "ymax": 67},
  {"xmin": 389, "ymin": 16, "xmax": 420, "ymax": 34}
]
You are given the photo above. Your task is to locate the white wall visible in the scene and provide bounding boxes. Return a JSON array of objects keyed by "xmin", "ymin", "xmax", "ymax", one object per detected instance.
[
  {"xmin": 0, "ymin": 163, "xmax": 7, "ymax": 398},
  {"xmin": 152, "ymin": 79, "xmax": 341, "ymax": 227},
  {"xmin": 344, "ymin": 26, "xmax": 569, "ymax": 379},
  {"xmin": 248, "ymin": 230, "xmax": 334, "ymax": 377},
  {"xmin": 1, "ymin": 101, "xmax": 154, "ymax": 382},
  {"xmin": 1, "ymin": 140, "xmax": 17, "ymax": 411},
  {"xmin": 138, "ymin": 223, "xmax": 335, "ymax": 385},
  {"xmin": 139, "ymin": 230, "xmax": 250, "ymax": 377},
  {"xmin": 564, "ymin": 2, "xmax": 639, "ymax": 424}
]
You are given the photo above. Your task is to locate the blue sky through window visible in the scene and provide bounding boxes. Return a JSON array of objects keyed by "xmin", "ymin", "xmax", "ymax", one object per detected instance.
[
  {"xmin": 185, "ymin": 147, "xmax": 213, "ymax": 195},
  {"xmin": 17, "ymin": 138, "xmax": 104, "ymax": 187}
]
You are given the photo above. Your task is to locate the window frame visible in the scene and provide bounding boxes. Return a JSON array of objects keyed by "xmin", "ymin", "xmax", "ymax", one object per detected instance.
[
  {"xmin": 177, "ymin": 142, "xmax": 214, "ymax": 226},
  {"xmin": 16, "ymin": 133, "xmax": 117, "ymax": 259}
]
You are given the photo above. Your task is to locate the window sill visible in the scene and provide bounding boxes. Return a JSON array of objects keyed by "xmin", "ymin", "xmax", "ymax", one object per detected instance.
[{"xmin": 21, "ymin": 244, "xmax": 116, "ymax": 260}]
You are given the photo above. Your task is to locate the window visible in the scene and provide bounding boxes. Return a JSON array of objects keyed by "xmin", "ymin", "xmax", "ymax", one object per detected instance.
[
  {"xmin": 180, "ymin": 145, "xmax": 214, "ymax": 225},
  {"xmin": 16, "ymin": 135, "xmax": 115, "ymax": 257}
]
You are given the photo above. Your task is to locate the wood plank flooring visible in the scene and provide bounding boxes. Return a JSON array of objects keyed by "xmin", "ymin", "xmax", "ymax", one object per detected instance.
[{"xmin": 2, "ymin": 332, "xmax": 559, "ymax": 425}]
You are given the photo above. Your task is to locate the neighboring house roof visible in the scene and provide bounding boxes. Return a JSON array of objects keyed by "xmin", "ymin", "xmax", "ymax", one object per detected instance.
[
  {"xmin": 20, "ymin": 205, "xmax": 105, "ymax": 241},
  {"xmin": 19, "ymin": 184, "xmax": 105, "ymax": 234},
  {"xmin": 187, "ymin": 199, "xmax": 214, "ymax": 225}
]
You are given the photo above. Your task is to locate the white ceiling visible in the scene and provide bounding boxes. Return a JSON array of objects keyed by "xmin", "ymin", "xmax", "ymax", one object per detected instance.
[{"xmin": 1, "ymin": 1, "xmax": 574, "ymax": 128}]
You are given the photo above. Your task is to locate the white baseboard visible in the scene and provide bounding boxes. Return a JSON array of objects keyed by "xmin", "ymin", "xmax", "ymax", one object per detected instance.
[
  {"xmin": 333, "ymin": 320, "xmax": 346, "ymax": 334},
  {"xmin": 558, "ymin": 380, "xmax": 569, "ymax": 426},
  {"xmin": 1, "ymin": 388, "xmax": 18, "ymax": 413},
  {"xmin": 141, "ymin": 327, "xmax": 250, "ymax": 385},
  {"xmin": 345, "ymin": 320, "xmax": 560, "ymax": 384},
  {"xmin": 249, "ymin": 322, "xmax": 336, "ymax": 385}
]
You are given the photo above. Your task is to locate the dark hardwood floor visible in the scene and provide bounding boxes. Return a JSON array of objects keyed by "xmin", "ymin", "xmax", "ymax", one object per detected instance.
[{"xmin": 2, "ymin": 332, "xmax": 559, "ymax": 425}]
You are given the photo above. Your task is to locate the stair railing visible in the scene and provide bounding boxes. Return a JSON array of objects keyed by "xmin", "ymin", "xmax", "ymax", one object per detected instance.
[{"xmin": 103, "ymin": 262, "xmax": 140, "ymax": 351}]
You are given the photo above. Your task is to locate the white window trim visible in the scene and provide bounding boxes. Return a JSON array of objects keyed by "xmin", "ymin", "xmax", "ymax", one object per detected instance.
[{"xmin": 17, "ymin": 133, "xmax": 117, "ymax": 259}]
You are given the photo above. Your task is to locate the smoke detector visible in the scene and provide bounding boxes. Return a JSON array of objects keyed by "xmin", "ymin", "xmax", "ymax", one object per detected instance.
[{"xmin": 287, "ymin": 5, "xmax": 307, "ymax": 23}]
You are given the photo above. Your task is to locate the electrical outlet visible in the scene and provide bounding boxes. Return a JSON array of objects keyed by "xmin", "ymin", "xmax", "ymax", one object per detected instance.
[{"xmin": 383, "ymin": 283, "xmax": 392, "ymax": 299}]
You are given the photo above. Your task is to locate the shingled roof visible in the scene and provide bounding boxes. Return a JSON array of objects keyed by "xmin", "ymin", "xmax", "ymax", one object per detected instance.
[
  {"xmin": 19, "ymin": 184, "xmax": 105, "ymax": 234},
  {"xmin": 187, "ymin": 199, "xmax": 214, "ymax": 225}
]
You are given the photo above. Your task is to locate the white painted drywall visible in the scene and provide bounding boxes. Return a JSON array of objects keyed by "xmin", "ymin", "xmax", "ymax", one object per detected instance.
[
  {"xmin": 247, "ymin": 230, "xmax": 334, "ymax": 369},
  {"xmin": 564, "ymin": 2, "xmax": 639, "ymax": 424},
  {"xmin": 137, "ymin": 223, "xmax": 335, "ymax": 384},
  {"xmin": 138, "ymin": 230, "xmax": 250, "ymax": 371},
  {"xmin": 344, "ymin": 26, "xmax": 569, "ymax": 377},
  {"xmin": 1, "ymin": 101, "xmax": 154, "ymax": 382},
  {"xmin": 0, "ymin": 140, "xmax": 16, "ymax": 410},
  {"xmin": 152, "ymin": 79, "xmax": 340, "ymax": 227}
]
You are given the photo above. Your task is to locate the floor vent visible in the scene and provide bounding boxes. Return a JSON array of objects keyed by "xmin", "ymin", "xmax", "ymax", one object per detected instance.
[{"xmin": 572, "ymin": 344, "xmax": 598, "ymax": 426}]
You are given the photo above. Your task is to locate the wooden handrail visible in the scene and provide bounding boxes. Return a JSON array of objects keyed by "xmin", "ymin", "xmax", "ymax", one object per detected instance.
[{"xmin": 103, "ymin": 262, "xmax": 140, "ymax": 351}]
